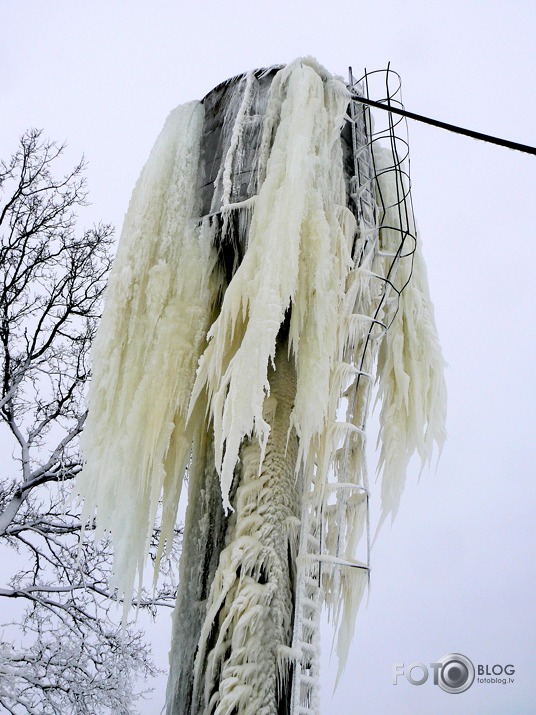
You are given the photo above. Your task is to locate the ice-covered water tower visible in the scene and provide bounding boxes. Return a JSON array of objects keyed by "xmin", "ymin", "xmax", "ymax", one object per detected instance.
[{"xmin": 77, "ymin": 58, "xmax": 445, "ymax": 715}]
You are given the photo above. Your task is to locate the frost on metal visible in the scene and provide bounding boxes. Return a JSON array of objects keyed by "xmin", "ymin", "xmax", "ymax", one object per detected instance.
[{"xmin": 76, "ymin": 58, "xmax": 446, "ymax": 714}]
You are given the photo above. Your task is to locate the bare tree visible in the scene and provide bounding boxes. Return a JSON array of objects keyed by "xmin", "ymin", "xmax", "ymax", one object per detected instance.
[{"xmin": 0, "ymin": 129, "xmax": 178, "ymax": 714}]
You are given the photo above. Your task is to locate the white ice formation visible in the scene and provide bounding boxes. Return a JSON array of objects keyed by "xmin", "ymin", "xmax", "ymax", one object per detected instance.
[
  {"xmin": 76, "ymin": 57, "xmax": 446, "ymax": 714},
  {"xmin": 77, "ymin": 100, "xmax": 220, "ymax": 604}
]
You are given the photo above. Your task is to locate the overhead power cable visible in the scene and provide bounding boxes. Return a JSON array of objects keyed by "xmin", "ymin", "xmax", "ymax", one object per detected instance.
[{"xmin": 350, "ymin": 93, "xmax": 536, "ymax": 156}]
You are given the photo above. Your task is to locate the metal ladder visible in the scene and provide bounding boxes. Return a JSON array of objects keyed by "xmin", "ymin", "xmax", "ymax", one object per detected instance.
[{"xmin": 289, "ymin": 70, "xmax": 380, "ymax": 715}]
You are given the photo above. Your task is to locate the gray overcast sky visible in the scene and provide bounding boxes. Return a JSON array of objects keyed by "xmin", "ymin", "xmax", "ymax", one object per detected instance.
[{"xmin": 2, "ymin": 1, "xmax": 535, "ymax": 713}]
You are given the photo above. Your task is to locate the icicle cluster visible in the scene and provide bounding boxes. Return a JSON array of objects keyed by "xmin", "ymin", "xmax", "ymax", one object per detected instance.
[
  {"xmin": 189, "ymin": 59, "xmax": 355, "ymax": 513},
  {"xmin": 315, "ymin": 140, "xmax": 447, "ymax": 676},
  {"xmin": 373, "ymin": 144, "xmax": 447, "ymax": 529},
  {"xmin": 77, "ymin": 101, "xmax": 220, "ymax": 602}
]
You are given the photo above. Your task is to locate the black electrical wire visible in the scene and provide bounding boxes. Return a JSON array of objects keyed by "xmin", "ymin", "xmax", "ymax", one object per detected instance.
[{"xmin": 350, "ymin": 93, "xmax": 536, "ymax": 156}]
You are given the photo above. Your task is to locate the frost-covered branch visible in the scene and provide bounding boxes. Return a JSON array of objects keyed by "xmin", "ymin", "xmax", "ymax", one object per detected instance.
[
  {"xmin": 0, "ymin": 129, "xmax": 180, "ymax": 714},
  {"xmin": 0, "ymin": 611, "xmax": 159, "ymax": 715}
]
